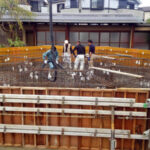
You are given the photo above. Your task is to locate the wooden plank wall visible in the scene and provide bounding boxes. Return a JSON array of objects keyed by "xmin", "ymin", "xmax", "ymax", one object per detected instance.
[{"xmin": 0, "ymin": 86, "xmax": 149, "ymax": 150}]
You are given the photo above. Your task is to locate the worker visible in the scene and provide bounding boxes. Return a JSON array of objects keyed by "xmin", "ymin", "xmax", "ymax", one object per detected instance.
[
  {"xmin": 63, "ymin": 40, "xmax": 72, "ymax": 69},
  {"xmin": 86, "ymin": 40, "xmax": 95, "ymax": 79},
  {"xmin": 88, "ymin": 40, "xmax": 95, "ymax": 57},
  {"xmin": 88, "ymin": 40, "xmax": 99, "ymax": 67},
  {"xmin": 72, "ymin": 41, "xmax": 85, "ymax": 71},
  {"xmin": 43, "ymin": 46, "xmax": 59, "ymax": 69}
]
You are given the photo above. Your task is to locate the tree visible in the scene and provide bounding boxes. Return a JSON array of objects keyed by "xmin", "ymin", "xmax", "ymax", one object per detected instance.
[{"xmin": 0, "ymin": 0, "xmax": 33, "ymax": 44}]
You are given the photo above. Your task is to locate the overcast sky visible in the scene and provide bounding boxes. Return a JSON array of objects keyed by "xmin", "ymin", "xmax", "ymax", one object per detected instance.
[{"xmin": 140, "ymin": 0, "xmax": 150, "ymax": 7}]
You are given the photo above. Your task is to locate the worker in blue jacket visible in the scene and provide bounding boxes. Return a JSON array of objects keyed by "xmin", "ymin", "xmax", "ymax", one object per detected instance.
[{"xmin": 43, "ymin": 46, "xmax": 59, "ymax": 69}]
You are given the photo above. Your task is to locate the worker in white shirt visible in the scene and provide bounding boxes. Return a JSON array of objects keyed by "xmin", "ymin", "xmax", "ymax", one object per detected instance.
[{"xmin": 63, "ymin": 40, "xmax": 73, "ymax": 69}]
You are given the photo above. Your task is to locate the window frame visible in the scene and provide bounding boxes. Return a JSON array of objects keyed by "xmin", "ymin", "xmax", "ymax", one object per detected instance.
[{"xmin": 90, "ymin": 0, "xmax": 104, "ymax": 10}]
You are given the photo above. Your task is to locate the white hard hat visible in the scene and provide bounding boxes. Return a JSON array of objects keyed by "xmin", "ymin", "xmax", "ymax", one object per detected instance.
[{"xmin": 64, "ymin": 40, "xmax": 69, "ymax": 44}]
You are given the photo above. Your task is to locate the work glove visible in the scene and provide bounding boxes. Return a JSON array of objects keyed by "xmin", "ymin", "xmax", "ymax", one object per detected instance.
[{"xmin": 44, "ymin": 60, "xmax": 48, "ymax": 64}]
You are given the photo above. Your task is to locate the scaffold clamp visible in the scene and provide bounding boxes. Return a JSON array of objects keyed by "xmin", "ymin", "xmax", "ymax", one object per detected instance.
[
  {"xmin": 62, "ymin": 97, "xmax": 65, "ymax": 105},
  {"xmin": 2, "ymin": 95, "xmax": 5, "ymax": 103},
  {"xmin": 144, "ymin": 99, "xmax": 150, "ymax": 108},
  {"xmin": 95, "ymin": 98, "xmax": 98, "ymax": 106}
]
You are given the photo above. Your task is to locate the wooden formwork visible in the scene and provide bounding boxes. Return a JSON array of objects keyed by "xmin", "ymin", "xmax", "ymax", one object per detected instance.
[
  {"xmin": 0, "ymin": 86, "xmax": 149, "ymax": 150},
  {"xmin": 1, "ymin": 45, "xmax": 150, "ymax": 64}
]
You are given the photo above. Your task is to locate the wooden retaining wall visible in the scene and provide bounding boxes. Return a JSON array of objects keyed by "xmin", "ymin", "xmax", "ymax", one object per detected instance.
[{"xmin": 0, "ymin": 86, "xmax": 149, "ymax": 150}]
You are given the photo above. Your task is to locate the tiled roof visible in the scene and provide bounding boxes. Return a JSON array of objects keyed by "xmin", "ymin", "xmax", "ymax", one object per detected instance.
[
  {"xmin": 139, "ymin": 7, "xmax": 150, "ymax": 12},
  {"xmin": 0, "ymin": 12, "xmax": 144, "ymax": 24}
]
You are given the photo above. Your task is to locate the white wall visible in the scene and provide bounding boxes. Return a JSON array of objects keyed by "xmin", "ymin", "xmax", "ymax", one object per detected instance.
[
  {"xmin": 82, "ymin": 0, "xmax": 90, "ymax": 8},
  {"xmin": 52, "ymin": 4, "xmax": 58, "ymax": 13},
  {"xmin": 41, "ymin": 7, "xmax": 48, "ymax": 13},
  {"xmin": 18, "ymin": 4, "xmax": 31, "ymax": 11},
  {"xmin": 41, "ymin": 4, "xmax": 58, "ymax": 13},
  {"xmin": 144, "ymin": 12, "xmax": 150, "ymax": 21},
  {"xmin": 65, "ymin": 0, "xmax": 71, "ymax": 8}
]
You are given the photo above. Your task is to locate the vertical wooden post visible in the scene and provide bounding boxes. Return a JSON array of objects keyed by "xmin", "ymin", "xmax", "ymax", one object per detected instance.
[
  {"xmin": 148, "ymin": 131, "xmax": 150, "ymax": 150},
  {"xmin": 147, "ymin": 107, "xmax": 150, "ymax": 150},
  {"xmin": 131, "ymin": 93, "xmax": 138, "ymax": 150},
  {"xmin": 121, "ymin": 92, "xmax": 126, "ymax": 150},
  {"xmin": 20, "ymin": 88, "xmax": 24, "ymax": 147},
  {"xmin": 130, "ymin": 25, "xmax": 135, "ymax": 48},
  {"xmin": 33, "ymin": 24, "xmax": 37, "ymax": 46},
  {"xmin": 22, "ymin": 29, "xmax": 26, "ymax": 44},
  {"xmin": 45, "ymin": 90, "xmax": 49, "ymax": 147},
  {"xmin": 110, "ymin": 106, "xmax": 116, "ymax": 150}
]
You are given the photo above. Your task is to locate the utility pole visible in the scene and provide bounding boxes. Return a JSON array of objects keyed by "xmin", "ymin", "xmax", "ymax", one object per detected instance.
[{"xmin": 48, "ymin": 0, "xmax": 54, "ymax": 52}]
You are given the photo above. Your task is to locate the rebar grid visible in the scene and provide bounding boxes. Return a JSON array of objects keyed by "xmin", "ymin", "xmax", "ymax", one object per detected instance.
[{"xmin": 1, "ymin": 53, "xmax": 150, "ymax": 88}]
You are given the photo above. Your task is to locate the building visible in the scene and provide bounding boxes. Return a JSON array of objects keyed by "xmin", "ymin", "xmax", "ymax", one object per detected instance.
[
  {"xmin": 1, "ymin": 0, "xmax": 150, "ymax": 50},
  {"xmin": 65, "ymin": 0, "xmax": 140, "ymax": 10},
  {"xmin": 139, "ymin": 7, "xmax": 150, "ymax": 22}
]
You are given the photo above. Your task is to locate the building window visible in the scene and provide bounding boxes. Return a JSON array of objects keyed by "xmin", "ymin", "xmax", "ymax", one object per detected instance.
[
  {"xmin": 70, "ymin": 32, "xmax": 79, "ymax": 45},
  {"xmin": 46, "ymin": 31, "xmax": 55, "ymax": 45},
  {"xmin": 134, "ymin": 32, "xmax": 149, "ymax": 50},
  {"xmin": 80, "ymin": 32, "xmax": 89, "ymax": 45},
  {"xmin": 100, "ymin": 32, "xmax": 110, "ymax": 46},
  {"xmin": 55, "ymin": 31, "xmax": 65, "ymax": 45},
  {"xmin": 57, "ymin": 3, "xmax": 65, "ymax": 13},
  {"xmin": 100, "ymin": 32, "xmax": 129, "ymax": 48},
  {"xmin": 36, "ymin": 31, "xmax": 130, "ymax": 48},
  {"xmin": 91, "ymin": 0, "xmax": 104, "ymax": 10},
  {"xmin": 128, "ymin": 3, "xmax": 135, "ymax": 9},
  {"xmin": 120, "ymin": 32, "xmax": 129, "ymax": 48},
  {"xmin": 70, "ymin": 0, "xmax": 78, "ymax": 8},
  {"xmin": 89, "ymin": 32, "xmax": 99, "ymax": 46},
  {"xmin": 37, "ymin": 31, "xmax": 65, "ymax": 46},
  {"xmin": 110, "ymin": 32, "xmax": 120, "ymax": 47},
  {"xmin": 30, "ymin": 1, "xmax": 39, "ymax": 12},
  {"xmin": 119, "ymin": 0, "xmax": 127, "ymax": 9},
  {"xmin": 37, "ymin": 32, "xmax": 45, "ymax": 45}
]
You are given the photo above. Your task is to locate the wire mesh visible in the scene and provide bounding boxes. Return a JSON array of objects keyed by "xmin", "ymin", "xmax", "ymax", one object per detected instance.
[{"xmin": 1, "ymin": 51, "xmax": 150, "ymax": 88}]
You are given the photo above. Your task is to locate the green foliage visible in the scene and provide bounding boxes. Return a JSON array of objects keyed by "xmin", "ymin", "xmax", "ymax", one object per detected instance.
[
  {"xmin": 0, "ymin": 0, "xmax": 33, "ymax": 41},
  {"xmin": 0, "ymin": 0, "xmax": 33, "ymax": 30},
  {"xmin": 146, "ymin": 19, "xmax": 150, "ymax": 24},
  {"xmin": 8, "ymin": 37, "xmax": 25, "ymax": 47},
  {"xmin": 0, "ymin": 44, "xmax": 6, "ymax": 48}
]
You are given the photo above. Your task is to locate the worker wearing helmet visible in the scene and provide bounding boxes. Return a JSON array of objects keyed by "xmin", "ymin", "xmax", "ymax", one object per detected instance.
[{"xmin": 63, "ymin": 40, "xmax": 72, "ymax": 69}]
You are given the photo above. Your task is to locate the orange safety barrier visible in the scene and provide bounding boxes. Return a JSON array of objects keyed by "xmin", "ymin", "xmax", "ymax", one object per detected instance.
[{"xmin": 0, "ymin": 45, "xmax": 150, "ymax": 66}]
